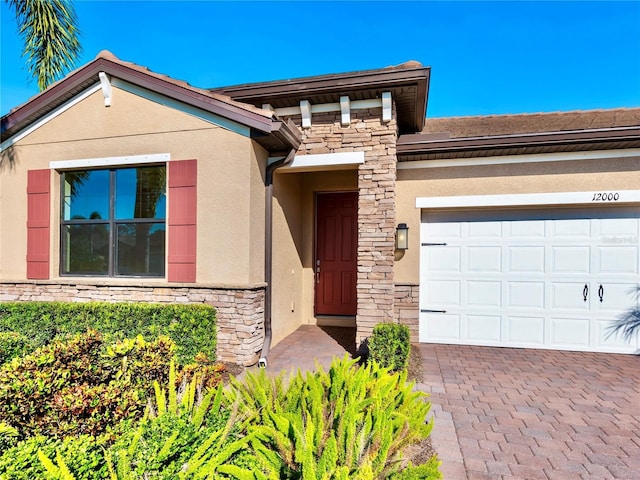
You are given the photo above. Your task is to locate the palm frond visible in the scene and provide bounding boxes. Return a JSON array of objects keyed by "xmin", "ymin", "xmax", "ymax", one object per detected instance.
[
  {"xmin": 606, "ymin": 287, "xmax": 640, "ymax": 342},
  {"xmin": 7, "ymin": 0, "xmax": 81, "ymax": 90}
]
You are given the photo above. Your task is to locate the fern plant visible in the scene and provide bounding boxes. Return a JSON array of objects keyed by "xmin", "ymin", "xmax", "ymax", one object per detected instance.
[
  {"xmin": 227, "ymin": 355, "xmax": 438, "ymax": 479},
  {"xmin": 39, "ymin": 361, "xmax": 263, "ymax": 480}
]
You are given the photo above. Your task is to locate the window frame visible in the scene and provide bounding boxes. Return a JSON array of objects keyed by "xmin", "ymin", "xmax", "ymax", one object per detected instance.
[{"xmin": 59, "ymin": 164, "xmax": 167, "ymax": 278}]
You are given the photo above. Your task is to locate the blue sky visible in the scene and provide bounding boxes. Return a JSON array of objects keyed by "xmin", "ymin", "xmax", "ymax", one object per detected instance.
[{"xmin": 2, "ymin": 1, "xmax": 640, "ymax": 118}]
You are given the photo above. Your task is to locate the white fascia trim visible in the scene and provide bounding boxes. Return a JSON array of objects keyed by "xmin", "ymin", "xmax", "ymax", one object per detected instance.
[
  {"xmin": 416, "ymin": 190, "xmax": 640, "ymax": 209},
  {"xmin": 111, "ymin": 78, "xmax": 251, "ymax": 137},
  {"xmin": 50, "ymin": 153, "xmax": 171, "ymax": 170},
  {"xmin": 282, "ymin": 151, "xmax": 365, "ymax": 171},
  {"xmin": 0, "ymin": 84, "xmax": 102, "ymax": 153},
  {"xmin": 398, "ymin": 147, "xmax": 640, "ymax": 170}
]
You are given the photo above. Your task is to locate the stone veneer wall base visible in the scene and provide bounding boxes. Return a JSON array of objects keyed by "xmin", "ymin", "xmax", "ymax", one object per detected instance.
[
  {"xmin": 0, "ymin": 282, "xmax": 265, "ymax": 366},
  {"xmin": 394, "ymin": 283, "xmax": 419, "ymax": 343}
]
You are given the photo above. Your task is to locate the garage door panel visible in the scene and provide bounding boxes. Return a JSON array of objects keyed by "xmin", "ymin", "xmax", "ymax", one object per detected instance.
[
  {"xmin": 599, "ymin": 217, "xmax": 639, "ymax": 236},
  {"xmin": 551, "ymin": 218, "xmax": 591, "ymax": 237},
  {"xmin": 507, "ymin": 316, "xmax": 545, "ymax": 345},
  {"xmin": 551, "ymin": 317, "xmax": 590, "ymax": 347},
  {"xmin": 468, "ymin": 247, "xmax": 501, "ymax": 272},
  {"xmin": 508, "ymin": 246, "xmax": 545, "ymax": 273},
  {"xmin": 468, "ymin": 281, "xmax": 501, "ymax": 306},
  {"xmin": 427, "ymin": 247, "xmax": 460, "ymax": 272},
  {"xmin": 508, "ymin": 220, "xmax": 546, "ymax": 237},
  {"xmin": 551, "ymin": 282, "xmax": 590, "ymax": 310},
  {"xmin": 421, "ymin": 314, "xmax": 460, "ymax": 341},
  {"xmin": 508, "ymin": 282, "xmax": 545, "ymax": 308},
  {"xmin": 425, "ymin": 221, "xmax": 461, "ymax": 238},
  {"xmin": 423, "ymin": 280, "xmax": 460, "ymax": 305},
  {"xmin": 594, "ymin": 319, "xmax": 639, "ymax": 351},
  {"xmin": 552, "ymin": 246, "xmax": 591, "ymax": 273},
  {"xmin": 595, "ymin": 283, "xmax": 638, "ymax": 312},
  {"xmin": 467, "ymin": 315, "xmax": 501, "ymax": 342},
  {"xmin": 597, "ymin": 247, "xmax": 638, "ymax": 274},
  {"xmin": 468, "ymin": 221, "xmax": 502, "ymax": 237}
]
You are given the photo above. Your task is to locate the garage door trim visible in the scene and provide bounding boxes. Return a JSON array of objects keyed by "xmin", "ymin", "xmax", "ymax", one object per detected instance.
[{"xmin": 416, "ymin": 190, "xmax": 640, "ymax": 209}]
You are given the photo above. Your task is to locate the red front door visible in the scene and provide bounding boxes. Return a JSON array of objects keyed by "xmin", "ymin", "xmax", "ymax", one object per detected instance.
[{"xmin": 315, "ymin": 192, "xmax": 358, "ymax": 316}]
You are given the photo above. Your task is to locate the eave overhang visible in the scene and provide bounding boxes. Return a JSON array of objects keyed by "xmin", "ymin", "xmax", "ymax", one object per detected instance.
[
  {"xmin": 213, "ymin": 64, "xmax": 431, "ymax": 134},
  {"xmin": 1, "ymin": 54, "xmax": 301, "ymax": 154},
  {"xmin": 397, "ymin": 126, "xmax": 640, "ymax": 161}
]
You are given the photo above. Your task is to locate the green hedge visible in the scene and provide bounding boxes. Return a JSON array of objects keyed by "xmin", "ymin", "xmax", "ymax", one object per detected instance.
[{"xmin": 0, "ymin": 301, "xmax": 216, "ymax": 364}]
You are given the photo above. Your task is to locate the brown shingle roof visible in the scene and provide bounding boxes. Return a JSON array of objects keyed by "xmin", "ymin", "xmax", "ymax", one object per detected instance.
[
  {"xmin": 398, "ymin": 108, "xmax": 640, "ymax": 160},
  {"xmin": 422, "ymin": 108, "xmax": 640, "ymax": 139}
]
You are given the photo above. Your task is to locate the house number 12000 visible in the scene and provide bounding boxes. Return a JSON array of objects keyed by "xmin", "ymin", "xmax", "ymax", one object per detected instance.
[{"xmin": 592, "ymin": 192, "xmax": 620, "ymax": 202}]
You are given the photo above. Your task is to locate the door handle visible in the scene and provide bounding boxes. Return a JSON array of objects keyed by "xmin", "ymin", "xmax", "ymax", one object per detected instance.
[
  {"xmin": 598, "ymin": 284, "xmax": 604, "ymax": 303},
  {"xmin": 583, "ymin": 284, "xmax": 588, "ymax": 302},
  {"xmin": 316, "ymin": 260, "xmax": 320, "ymax": 284}
]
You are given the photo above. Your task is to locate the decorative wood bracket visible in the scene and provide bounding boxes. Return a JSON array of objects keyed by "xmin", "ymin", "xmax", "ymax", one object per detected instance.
[
  {"xmin": 98, "ymin": 72, "xmax": 112, "ymax": 107},
  {"xmin": 340, "ymin": 96, "xmax": 350, "ymax": 126}
]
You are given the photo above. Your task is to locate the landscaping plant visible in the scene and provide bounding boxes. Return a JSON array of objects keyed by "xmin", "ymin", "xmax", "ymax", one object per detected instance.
[
  {"xmin": 0, "ymin": 330, "xmax": 175, "ymax": 439},
  {"xmin": 367, "ymin": 323, "xmax": 411, "ymax": 372},
  {"xmin": 227, "ymin": 355, "xmax": 440, "ymax": 479},
  {"xmin": 0, "ymin": 301, "xmax": 217, "ymax": 364}
]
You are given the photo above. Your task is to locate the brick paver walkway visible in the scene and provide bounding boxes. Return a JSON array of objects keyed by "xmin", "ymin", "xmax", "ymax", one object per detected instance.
[{"xmin": 264, "ymin": 326, "xmax": 640, "ymax": 479}]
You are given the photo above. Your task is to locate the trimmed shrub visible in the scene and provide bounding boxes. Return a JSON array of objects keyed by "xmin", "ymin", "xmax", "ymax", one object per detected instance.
[
  {"xmin": 368, "ymin": 322, "xmax": 411, "ymax": 372},
  {"xmin": 0, "ymin": 301, "xmax": 216, "ymax": 364},
  {"xmin": 0, "ymin": 330, "xmax": 174, "ymax": 439},
  {"xmin": 227, "ymin": 355, "xmax": 438, "ymax": 479},
  {"xmin": 0, "ymin": 331, "xmax": 35, "ymax": 365}
]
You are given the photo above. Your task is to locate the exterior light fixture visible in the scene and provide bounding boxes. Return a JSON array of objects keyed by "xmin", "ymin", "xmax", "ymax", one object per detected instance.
[{"xmin": 396, "ymin": 223, "xmax": 409, "ymax": 250}]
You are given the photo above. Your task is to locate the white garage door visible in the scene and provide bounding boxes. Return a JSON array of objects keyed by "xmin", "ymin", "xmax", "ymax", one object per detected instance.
[{"xmin": 419, "ymin": 207, "xmax": 640, "ymax": 353}]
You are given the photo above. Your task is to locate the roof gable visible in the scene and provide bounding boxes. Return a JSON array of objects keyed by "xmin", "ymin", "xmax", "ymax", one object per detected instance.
[{"xmin": 1, "ymin": 51, "xmax": 300, "ymax": 153}]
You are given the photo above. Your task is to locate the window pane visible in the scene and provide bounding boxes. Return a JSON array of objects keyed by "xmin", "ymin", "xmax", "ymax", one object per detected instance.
[
  {"xmin": 62, "ymin": 224, "xmax": 109, "ymax": 274},
  {"xmin": 116, "ymin": 223, "xmax": 165, "ymax": 276},
  {"xmin": 115, "ymin": 167, "xmax": 166, "ymax": 219},
  {"xmin": 64, "ymin": 170, "xmax": 109, "ymax": 221}
]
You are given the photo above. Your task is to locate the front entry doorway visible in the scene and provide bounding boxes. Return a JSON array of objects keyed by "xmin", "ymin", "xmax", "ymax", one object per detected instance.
[{"xmin": 315, "ymin": 192, "xmax": 358, "ymax": 316}]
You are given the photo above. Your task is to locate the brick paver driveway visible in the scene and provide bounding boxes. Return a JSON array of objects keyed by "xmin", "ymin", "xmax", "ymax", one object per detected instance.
[{"xmin": 418, "ymin": 344, "xmax": 640, "ymax": 480}]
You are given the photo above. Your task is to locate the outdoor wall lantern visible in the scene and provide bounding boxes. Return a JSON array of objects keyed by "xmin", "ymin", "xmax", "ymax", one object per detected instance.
[{"xmin": 396, "ymin": 223, "xmax": 409, "ymax": 250}]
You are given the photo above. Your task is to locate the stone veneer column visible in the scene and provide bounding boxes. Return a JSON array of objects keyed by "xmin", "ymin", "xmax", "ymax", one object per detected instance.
[
  {"xmin": 279, "ymin": 107, "xmax": 400, "ymax": 350},
  {"xmin": 355, "ymin": 118, "xmax": 398, "ymax": 348}
]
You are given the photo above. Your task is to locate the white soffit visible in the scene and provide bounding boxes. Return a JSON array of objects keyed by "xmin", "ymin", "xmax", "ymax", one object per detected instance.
[
  {"xmin": 416, "ymin": 190, "xmax": 640, "ymax": 209},
  {"xmin": 281, "ymin": 151, "xmax": 365, "ymax": 173},
  {"xmin": 111, "ymin": 78, "xmax": 251, "ymax": 137},
  {"xmin": 50, "ymin": 153, "xmax": 171, "ymax": 170},
  {"xmin": 0, "ymin": 84, "xmax": 102, "ymax": 152},
  {"xmin": 398, "ymin": 148, "xmax": 640, "ymax": 169}
]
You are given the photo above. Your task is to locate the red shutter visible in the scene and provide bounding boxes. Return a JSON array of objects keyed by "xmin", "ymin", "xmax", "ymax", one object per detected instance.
[
  {"xmin": 26, "ymin": 169, "xmax": 51, "ymax": 279},
  {"xmin": 168, "ymin": 160, "xmax": 197, "ymax": 282}
]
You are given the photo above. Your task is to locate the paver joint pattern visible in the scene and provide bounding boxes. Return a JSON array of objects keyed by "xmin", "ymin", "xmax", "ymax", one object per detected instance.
[{"xmin": 418, "ymin": 344, "xmax": 640, "ymax": 480}]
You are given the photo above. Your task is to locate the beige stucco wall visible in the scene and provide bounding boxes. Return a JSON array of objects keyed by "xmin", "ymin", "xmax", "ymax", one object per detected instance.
[
  {"xmin": 0, "ymin": 87, "xmax": 268, "ymax": 286},
  {"xmin": 269, "ymin": 168, "xmax": 357, "ymax": 346},
  {"xmin": 394, "ymin": 155, "xmax": 640, "ymax": 284}
]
